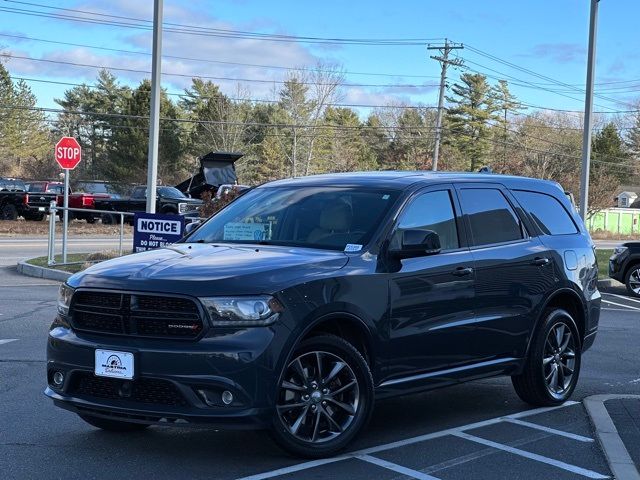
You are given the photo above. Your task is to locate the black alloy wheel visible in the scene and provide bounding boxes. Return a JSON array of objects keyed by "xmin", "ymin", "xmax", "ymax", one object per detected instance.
[
  {"xmin": 512, "ymin": 308, "xmax": 581, "ymax": 406},
  {"xmin": 270, "ymin": 334, "xmax": 373, "ymax": 458}
]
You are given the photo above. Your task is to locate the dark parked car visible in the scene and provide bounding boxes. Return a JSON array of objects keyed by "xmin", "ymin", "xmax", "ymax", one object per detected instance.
[
  {"xmin": 94, "ymin": 185, "xmax": 202, "ymax": 224},
  {"xmin": 608, "ymin": 243, "xmax": 640, "ymax": 296},
  {"xmin": 46, "ymin": 172, "xmax": 600, "ymax": 457},
  {"xmin": 0, "ymin": 178, "xmax": 58, "ymax": 220}
]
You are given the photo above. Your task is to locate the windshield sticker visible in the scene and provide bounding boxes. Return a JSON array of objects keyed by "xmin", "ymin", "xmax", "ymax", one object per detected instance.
[
  {"xmin": 223, "ymin": 222, "xmax": 269, "ymax": 241},
  {"xmin": 344, "ymin": 244, "xmax": 363, "ymax": 252},
  {"xmin": 382, "ymin": 194, "xmax": 390, "ymax": 200}
]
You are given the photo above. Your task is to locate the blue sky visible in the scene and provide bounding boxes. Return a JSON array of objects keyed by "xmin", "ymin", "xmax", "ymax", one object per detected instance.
[{"xmin": 1, "ymin": 0, "xmax": 639, "ymax": 115}]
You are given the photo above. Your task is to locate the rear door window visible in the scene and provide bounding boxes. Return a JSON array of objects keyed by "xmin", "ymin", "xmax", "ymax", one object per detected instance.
[
  {"xmin": 458, "ymin": 188, "xmax": 523, "ymax": 246},
  {"xmin": 513, "ymin": 190, "xmax": 578, "ymax": 235}
]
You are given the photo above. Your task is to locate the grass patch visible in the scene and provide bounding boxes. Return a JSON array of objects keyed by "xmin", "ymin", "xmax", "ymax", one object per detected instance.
[
  {"xmin": 596, "ymin": 249, "xmax": 612, "ymax": 279},
  {"xmin": 26, "ymin": 250, "xmax": 127, "ymax": 273}
]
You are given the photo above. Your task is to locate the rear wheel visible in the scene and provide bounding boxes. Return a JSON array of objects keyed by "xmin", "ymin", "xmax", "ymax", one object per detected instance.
[
  {"xmin": 512, "ymin": 308, "xmax": 581, "ymax": 406},
  {"xmin": 78, "ymin": 414, "xmax": 150, "ymax": 432},
  {"xmin": 270, "ymin": 334, "xmax": 373, "ymax": 458},
  {"xmin": 101, "ymin": 213, "xmax": 116, "ymax": 225},
  {"xmin": 624, "ymin": 264, "xmax": 640, "ymax": 298},
  {"xmin": 1, "ymin": 204, "xmax": 18, "ymax": 220}
]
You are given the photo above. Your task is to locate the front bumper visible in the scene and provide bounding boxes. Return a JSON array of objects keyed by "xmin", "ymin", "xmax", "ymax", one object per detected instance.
[{"xmin": 45, "ymin": 322, "xmax": 288, "ymax": 429}]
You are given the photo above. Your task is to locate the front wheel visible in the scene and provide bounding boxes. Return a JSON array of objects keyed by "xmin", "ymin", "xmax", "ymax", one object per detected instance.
[
  {"xmin": 78, "ymin": 414, "xmax": 150, "ymax": 432},
  {"xmin": 624, "ymin": 264, "xmax": 640, "ymax": 298},
  {"xmin": 1, "ymin": 204, "xmax": 18, "ymax": 220},
  {"xmin": 270, "ymin": 334, "xmax": 374, "ymax": 458},
  {"xmin": 512, "ymin": 308, "xmax": 581, "ymax": 406}
]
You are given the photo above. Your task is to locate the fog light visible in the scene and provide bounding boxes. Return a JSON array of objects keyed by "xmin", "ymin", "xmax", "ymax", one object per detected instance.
[
  {"xmin": 221, "ymin": 390, "xmax": 234, "ymax": 405},
  {"xmin": 52, "ymin": 371, "xmax": 64, "ymax": 386}
]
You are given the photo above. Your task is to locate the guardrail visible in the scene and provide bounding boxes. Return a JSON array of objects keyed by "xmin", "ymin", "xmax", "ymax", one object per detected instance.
[{"xmin": 47, "ymin": 201, "xmax": 134, "ymax": 266}]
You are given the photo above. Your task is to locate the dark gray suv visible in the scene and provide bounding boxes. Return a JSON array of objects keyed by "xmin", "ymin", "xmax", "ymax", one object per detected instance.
[{"xmin": 46, "ymin": 171, "xmax": 600, "ymax": 457}]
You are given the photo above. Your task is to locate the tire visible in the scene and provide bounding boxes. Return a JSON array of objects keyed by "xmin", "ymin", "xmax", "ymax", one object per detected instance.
[
  {"xmin": 101, "ymin": 213, "xmax": 116, "ymax": 225},
  {"xmin": 269, "ymin": 334, "xmax": 374, "ymax": 458},
  {"xmin": 86, "ymin": 216, "xmax": 96, "ymax": 224},
  {"xmin": 624, "ymin": 264, "xmax": 640, "ymax": 298},
  {"xmin": 78, "ymin": 414, "xmax": 150, "ymax": 432},
  {"xmin": 512, "ymin": 308, "xmax": 581, "ymax": 406},
  {"xmin": 1, "ymin": 204, "xmax": 18, "ymax": 220}
]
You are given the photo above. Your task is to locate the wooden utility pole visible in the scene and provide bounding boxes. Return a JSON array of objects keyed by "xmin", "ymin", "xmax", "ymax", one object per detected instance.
[{"xmin": 427, "ymin": 39, "xmax": 464, "ymax": 171}]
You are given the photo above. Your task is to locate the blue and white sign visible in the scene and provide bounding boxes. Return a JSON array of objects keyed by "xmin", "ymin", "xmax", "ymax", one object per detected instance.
[{"xmin": 133, "ymin": 212, "xmax": 185, "ymax": 252}]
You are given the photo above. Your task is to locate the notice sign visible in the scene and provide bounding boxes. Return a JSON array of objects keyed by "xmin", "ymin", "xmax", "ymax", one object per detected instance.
[{"xmin": 133, "ymin": 212, "xmax": 185, "ymax": 252}]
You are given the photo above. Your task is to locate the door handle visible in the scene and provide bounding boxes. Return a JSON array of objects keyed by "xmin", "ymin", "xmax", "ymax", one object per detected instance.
[
  {"xmin": 452, "ymin": 266, "xmax": 474, "ymax": 276},
  {"xmin": 531, "ymin": 257, "xmax": 550, "ymax": 266}
]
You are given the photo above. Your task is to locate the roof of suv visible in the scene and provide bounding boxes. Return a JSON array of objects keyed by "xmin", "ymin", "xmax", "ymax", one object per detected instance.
[{"xmin": 264, "ymin": 171, "xmax": 562, "ymax": 191}]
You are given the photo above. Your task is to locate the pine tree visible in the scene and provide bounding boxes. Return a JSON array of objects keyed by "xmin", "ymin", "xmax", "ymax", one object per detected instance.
[
  {"xmin": 592, "ymin": 122, "xmax": 631, "ymax": 182},
  {"xmin": 444, "ymin": 73, "xmax": 498, "ymax": 171}
]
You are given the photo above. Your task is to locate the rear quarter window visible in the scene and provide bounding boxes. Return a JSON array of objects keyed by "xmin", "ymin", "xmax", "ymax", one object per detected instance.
[{"xmin": 513, "ymin": 190, "xmax": 578, "ymax": 235}]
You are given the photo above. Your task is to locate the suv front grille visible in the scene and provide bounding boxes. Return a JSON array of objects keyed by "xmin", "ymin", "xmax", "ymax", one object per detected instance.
[
  {"xmin": 71, "ymin": 291, "xmax": 204, "ymax": 339},
  {"xmin": 69, "ymin": 372, "xmax": 188, "ymax": 407}
]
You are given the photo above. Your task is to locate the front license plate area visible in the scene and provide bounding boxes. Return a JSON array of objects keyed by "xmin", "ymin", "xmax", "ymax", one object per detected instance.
[{"xmin": 95, "ymin": 349, "xmax": 134, "ymax": 379}]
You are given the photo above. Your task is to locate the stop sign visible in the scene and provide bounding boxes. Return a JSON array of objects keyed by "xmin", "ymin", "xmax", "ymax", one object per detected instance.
[{"xmin": 55, "ymin": 137, "xmax": 82, "ymax": 170}]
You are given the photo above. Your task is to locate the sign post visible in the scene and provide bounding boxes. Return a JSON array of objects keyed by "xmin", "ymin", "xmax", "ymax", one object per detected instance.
[{"xmin": 55, "ymin": 137, "xmax": 82, "ymax": 263}]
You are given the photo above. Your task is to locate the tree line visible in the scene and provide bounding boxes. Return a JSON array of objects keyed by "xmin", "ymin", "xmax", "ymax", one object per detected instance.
[{"xmin": 1, "ymin": 60, "xmax": 640, "ymax": 213}]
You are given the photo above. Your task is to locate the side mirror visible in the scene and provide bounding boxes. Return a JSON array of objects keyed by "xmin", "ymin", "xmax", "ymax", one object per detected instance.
[
  {"xmin": 390, "ymin": 229, "xmax": 441, "ymax": 259},
  {"xmin": 184, "ymin": 220, "xmax": 201, "ymax": 236}
]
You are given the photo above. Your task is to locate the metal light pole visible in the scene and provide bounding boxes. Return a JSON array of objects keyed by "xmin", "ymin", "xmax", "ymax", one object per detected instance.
[
  {"xmin": 579, "ymin": 0, "xmax": 599, "ymax": 220},
  {"xmin": 146, "ymin": 0, "xmax": 163, "ymax": 213}
]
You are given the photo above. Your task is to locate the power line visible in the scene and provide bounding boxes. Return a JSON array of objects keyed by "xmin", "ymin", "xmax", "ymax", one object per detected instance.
[
  {"xmin": 0, "ymin": 32, "xmax": 441, "ymax": 79},
  {"xmin": 1, "ymin": 53, "xmax": 440, "ymax": 89},
  {"xmin": 0, "ymin": 3, "xmax": 443, "ymax": 46}
]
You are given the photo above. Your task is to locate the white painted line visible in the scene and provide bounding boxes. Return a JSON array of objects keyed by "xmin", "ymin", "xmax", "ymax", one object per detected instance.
[
  {"xmin": 0, "ymin": 339, "xmax": 18, "ymax": 345},
  {"xmin": 603, "ymin": 307, "xmax": 640, "ymax": 313},
  {"xmin": 601, "ymin": 299, "xmax": 640, "ymax": 311},
  {"xmin": 357, "ymin": 454, "xmax": 440, "ymax": 480},
  {"xmin": 453, "ymin": 432, "xmax": 608, "ymax": 479},
  {"xmin": 235, "ymin": 402, "xmax": 579, "ymax": 480},
  {"xmin": 234, "ymin": 457, "xmax": 346, "ymax": 480},
  {"xmin": 603, "ymin": 293, "xmax": 640, "ymax": 305},
  {"xmin": 504, "ymin": 418, "xmax": 594, "ymax": 442}
]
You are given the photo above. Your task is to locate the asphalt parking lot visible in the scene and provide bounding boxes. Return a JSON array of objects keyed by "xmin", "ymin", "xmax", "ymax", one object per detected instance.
[{"xmin": 1, "ymin": 265, "xmax": 639, "ymax": 480}]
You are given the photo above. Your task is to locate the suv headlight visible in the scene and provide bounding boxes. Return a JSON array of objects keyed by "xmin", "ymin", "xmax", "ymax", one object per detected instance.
[
  {"xmin": 200, "ymin": 295, "xmax": 283, "ymax": 327},
  {"xmin": 57, "ymin": 283, "xmax": 74, "ymax": 316},
  {"xmin": 613, "ymin": 246, "xmax": 628, "ymax": 256},
  {"xmin": 178, "ymin": 202, "xmax": 188, "ymax": 214}
]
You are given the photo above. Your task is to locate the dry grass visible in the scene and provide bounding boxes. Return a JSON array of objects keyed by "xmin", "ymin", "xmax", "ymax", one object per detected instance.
[
  {"xmin": 27, "ymin": 249, "xmax": 131, "ymax": 273},
  {"xmin": 0, "ymin": 219, "xmax": 133, "ymax": 237}
]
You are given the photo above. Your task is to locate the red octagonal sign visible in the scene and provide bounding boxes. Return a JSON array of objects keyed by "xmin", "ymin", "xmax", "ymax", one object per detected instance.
[{"xmin": 55, "ymin": 137, "xmax": 82, "ymax": 170}]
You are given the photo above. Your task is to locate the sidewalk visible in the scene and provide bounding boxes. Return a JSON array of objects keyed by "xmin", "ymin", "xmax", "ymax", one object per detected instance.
[{"xmin": 606, "ymin": 398, "xmax": 640, "ymax": 470}]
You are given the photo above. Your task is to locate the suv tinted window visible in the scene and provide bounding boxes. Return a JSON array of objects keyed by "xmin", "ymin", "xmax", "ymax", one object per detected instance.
[
  {"xmin": 513, "ymin": 190, "xmax": 578, "ymax": 235},
  {"xmin": 459, "ymin": 188, "xmax": 523, "ymax": 246},
  {"xmin": 395, "ymin": 190, "xmax": 459, "ymax": 250}
]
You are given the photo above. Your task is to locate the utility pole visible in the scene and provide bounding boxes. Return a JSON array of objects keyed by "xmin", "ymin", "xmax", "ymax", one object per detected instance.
[
  {"xmin": 579, "ymin": 0, "xmax": 599, "ymax": 220},
  {"xmin": 427, "ymin": 39, "xmax": 464, "ymax": 171},
  {"xmin": 146, "ymin": 0, "xmax": 163, "ymax": 213}
]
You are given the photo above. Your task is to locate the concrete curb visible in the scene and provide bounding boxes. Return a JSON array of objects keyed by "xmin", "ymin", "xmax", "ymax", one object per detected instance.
[
  {"xmin": 17, "ymin": 259, "xmax": 71, "ymax": 282},
  {"xmin": 584, "ymin": 394, "xmax": 640, "ymax": 480},
  {"xmin": 598, "ymin": 278, "xmax": 623, "ymax": 289}
]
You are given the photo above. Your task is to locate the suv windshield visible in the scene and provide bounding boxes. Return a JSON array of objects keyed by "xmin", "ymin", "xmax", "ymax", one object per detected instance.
[
  {"xmin": 158, "ymin": 186, "xmax": 186, "ymax": 198},
  {"xmin": 188, "ymin": 186, "xmax": 399, "ymax": 250}
]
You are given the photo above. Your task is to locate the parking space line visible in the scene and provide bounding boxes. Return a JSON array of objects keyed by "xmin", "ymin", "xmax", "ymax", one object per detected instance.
[
  {"xmin": 453, "ymin": 432, "xmax": 608, "ymax": 479},
  {"xmin": 601, "ymin": 299, "xmax": 640, "ymax": 311},
  {"xmin": 603, "ymin": 307, "xmax": 640, "ymax": 312},
  {"xmin": 236, "ymin": 402, "xmax": 579, "ymax": 480},
  {"xmin": 603, "ymin": 293, "xmax": 640, "ymax": 304},
  {"xmin": 357, "ymin": 454, "xmax": 441, "ymax": 479},
  {"xmin": 504, "ymin": 418, "xmax": 594, "ymax": 442},
  {"xmin": 0, "ymin": 339, "xmax": 18, "ymax": 346}
]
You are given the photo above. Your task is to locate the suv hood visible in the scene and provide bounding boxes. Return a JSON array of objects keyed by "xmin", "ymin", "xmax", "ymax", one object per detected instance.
[{"xmin": 68, "ymin": 243, "xmax": 349, "ymax": 296}]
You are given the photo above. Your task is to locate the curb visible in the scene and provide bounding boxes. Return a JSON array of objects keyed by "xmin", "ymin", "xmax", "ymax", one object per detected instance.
[
  {"xmin": 598, "ymin": 278, "xmax": 623, "ymax": 289},
  {"xmin": 17, "ymin": 259, "xmax": 72, "ymax": 282},
  {"xmin": 584, "ymin": 394, "xmax": 640, "ymax": 480}
]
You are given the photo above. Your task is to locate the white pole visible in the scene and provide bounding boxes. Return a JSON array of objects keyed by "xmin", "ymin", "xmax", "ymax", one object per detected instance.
[
  {"xmin": 579, "ymin": 0, "xmax": 599, "ymax": 220},
  {"xmin": 62, "ymin": 168, "xmax": 70, "ymax": 263},
  {"xmin": 146, "ymin": 0, "xmax": 163, "ymax": 214}
]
